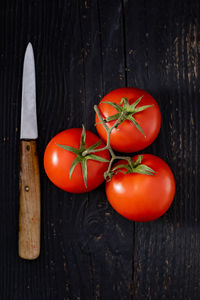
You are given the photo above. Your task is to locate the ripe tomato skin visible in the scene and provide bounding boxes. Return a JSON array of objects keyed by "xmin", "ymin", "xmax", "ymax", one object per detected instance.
[
  {"xmin": 44, "ymin": 128, "xmax": 110, "ymax": 193},
  {"xmin": 95, "ymin": 87, "xmax": 161, "ymax": 152},
  {"xmin": 105, "ymin": 154, "xmax": 175, "ymax": 222}
]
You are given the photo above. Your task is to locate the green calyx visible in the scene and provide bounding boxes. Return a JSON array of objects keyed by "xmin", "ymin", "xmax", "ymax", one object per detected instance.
[
  {"xmin": 57, "ymin": 125, "xmax": 109, "ymax": 188},
  {"xmin": 112, "ymin": 155, "xmax": 156, "ymax": 176},
  {"xmin": 103, "ymin": 96, "xmax": 153, "ymax": 136}
]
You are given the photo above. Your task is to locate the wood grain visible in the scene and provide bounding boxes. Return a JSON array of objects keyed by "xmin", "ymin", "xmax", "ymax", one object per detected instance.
[
  {"xmin": 1, "ymin": 0, "xmax": 200, "ymax": 299},
  {"xmin": 124, "ymin": 0, "xmax": 200, "ymax": 299},
  {"xmin": 19, "ymin": 140, "xmax": 40, "ymax": 260},
  {"xmin": 76, "ymin": 1, "xmax": 133, "ymax": 299}
]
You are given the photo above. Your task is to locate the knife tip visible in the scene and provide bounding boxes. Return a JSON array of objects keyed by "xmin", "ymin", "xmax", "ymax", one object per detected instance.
[{"xmin": 26, "ymin": 42, "xmax": 33, "ymax": 52}]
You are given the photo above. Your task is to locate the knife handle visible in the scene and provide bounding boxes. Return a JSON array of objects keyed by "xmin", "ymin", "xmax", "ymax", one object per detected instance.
[{"xmin": 19, "ymin": 140, "xmax": 41, "ymax": 260}]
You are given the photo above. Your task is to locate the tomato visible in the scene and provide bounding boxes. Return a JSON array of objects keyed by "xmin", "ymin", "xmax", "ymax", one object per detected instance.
[
  {"xmin": 105, "ymin": 154, "xmax": 175, "ymax": 222},
  {"xmin": 44, "ymin": 128, "xmax": 110, "ymax": 193},
  {"xmin": 95, "ymin": 87, "xmax": 161, "ymax": 152}
]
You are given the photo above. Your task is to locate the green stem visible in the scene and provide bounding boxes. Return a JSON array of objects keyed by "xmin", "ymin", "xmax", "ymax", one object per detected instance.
[
  {"xmin": 82, "ymin": 106, "xmax": 126, "ymax": 156},
  {"xmin": 82, "ymin": 104, "xmax": 132, "ymax": 179},
  {"xmin": 103, "ymin": 155, "xmax": 132, "ymax": 180}
]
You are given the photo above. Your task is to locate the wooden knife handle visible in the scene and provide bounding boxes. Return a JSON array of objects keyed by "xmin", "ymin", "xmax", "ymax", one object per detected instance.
[{"xmin": 19, "ymin": 140, "xmax": 41, "ymax": 260}]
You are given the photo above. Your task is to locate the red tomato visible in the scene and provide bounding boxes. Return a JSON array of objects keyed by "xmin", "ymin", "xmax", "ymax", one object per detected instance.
[
  {"xmin": 106, "ymin": 154, "xmax": 175, "ymax": 222},
  {"xmin": 44, "ymin": 128, "xmax": 110, "ymax": 193},
  {"xmin": 95, "ymin": 87, "xmax": 161, "ymax": 152}
]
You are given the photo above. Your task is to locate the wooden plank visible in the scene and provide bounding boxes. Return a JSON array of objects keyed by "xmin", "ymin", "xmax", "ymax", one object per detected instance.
[
  {"xmin": 94, "ymin": 1, "xmax": 133, "ymax": 298},
  {"xmin": 38, "ymin": 1, "xmax": 93, "ymax": 299},
  {"xmin": 67, "ymin": 0, "xmax": 133, "ymax": 299},
  {"xmin": 124, "ymin": 0, "xmax": 200, "ymax": 299}
]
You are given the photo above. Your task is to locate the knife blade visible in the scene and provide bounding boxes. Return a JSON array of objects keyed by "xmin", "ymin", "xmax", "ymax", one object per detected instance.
[{"xmin": 18, "ymin": 43, "xmax": 40, "ymax": 260}]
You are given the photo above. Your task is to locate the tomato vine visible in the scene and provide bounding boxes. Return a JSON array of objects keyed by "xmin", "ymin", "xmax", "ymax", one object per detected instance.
[
  {"xmin": 80, "ymin": 97, "xmax": 155, "ymax": 184},
  {"xmin": 57, "ymin": 96, "xmax": 155, "ymax": 187}
]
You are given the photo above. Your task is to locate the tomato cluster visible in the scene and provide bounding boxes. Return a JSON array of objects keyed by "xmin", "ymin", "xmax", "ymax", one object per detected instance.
[{"xmin": 44, "ymin": 87, "xmax": 175, "ymax": 222}]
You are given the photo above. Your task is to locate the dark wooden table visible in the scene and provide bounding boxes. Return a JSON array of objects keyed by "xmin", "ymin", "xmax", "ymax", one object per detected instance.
[{"xmin": 1, "ymin": 1, "xmax": 200, "ymax": 299}]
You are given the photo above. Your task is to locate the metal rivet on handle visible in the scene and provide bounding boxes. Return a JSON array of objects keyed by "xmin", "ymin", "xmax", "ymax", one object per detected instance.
[{"xmin": 25, "ymin": 186, "xmax": 29, "ymax": 192}]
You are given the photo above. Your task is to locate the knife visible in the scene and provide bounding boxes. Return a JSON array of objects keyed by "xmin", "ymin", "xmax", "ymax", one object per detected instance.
[{"xmin": 18, "ymin": 43, "xmax": 40, "ymax": 260}]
